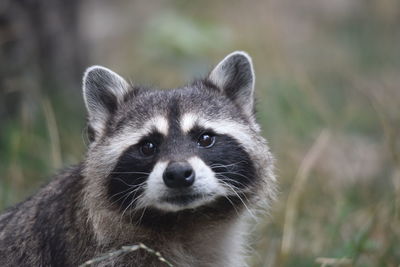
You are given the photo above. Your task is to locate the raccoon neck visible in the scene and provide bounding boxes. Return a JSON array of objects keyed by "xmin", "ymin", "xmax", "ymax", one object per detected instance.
[
  {"xmin": 158, "ymin": 217, "xmax": 248, "ymax": 267},
  {"xmin": 85, "ymin": 203, "xmax": 249, "ymax": 266}
]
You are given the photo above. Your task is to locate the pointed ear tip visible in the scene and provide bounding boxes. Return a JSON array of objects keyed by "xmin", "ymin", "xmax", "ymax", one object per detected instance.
[
  {"xmin": 82, "ymin": 65, "xmax": 128, "ymax": 88},
  {"xmin": 82, "ymin": 66, "xmax": 108, "ymax": 96},
  {"xmin": 226, "ymin": 51, "xmax": 253, "ymax": 62},
  {"xmin": 83, "ymin": 65, "xmax": 110, "ymax": 78},
  {"xmin": 86, "ymin": 65, "xmax": 106, "ymax": 71}
]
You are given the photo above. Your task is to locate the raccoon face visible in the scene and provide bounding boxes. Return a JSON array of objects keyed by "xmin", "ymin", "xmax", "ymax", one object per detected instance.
[{"xmin": 83, "ymin": 52, "xmax": 273, "ymax": 217}]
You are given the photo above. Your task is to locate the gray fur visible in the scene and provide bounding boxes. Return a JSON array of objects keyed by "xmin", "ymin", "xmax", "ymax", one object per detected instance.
[
  {"xmin": 83, "ymin": 66, "xmax": 130, "ymax": 140},
  {"xmin": 208, "ymin": 51, "xmax": 255, "ymax": 119},
  {"xmin": 0, "ymin": 51, "xmax": 276, "ymax": 267}
]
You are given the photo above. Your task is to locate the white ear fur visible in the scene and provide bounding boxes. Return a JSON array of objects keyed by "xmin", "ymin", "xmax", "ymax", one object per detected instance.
[
  {"xmin": 209, "ymin": 51, "xmax": 255, "ymax": 117},
  {"xmin": 82, "ymin": 66, "xmax": 129, "ymax": 138}
]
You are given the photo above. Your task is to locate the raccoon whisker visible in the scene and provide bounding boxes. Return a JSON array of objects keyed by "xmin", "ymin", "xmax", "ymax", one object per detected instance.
[
  {"xmin": 107, "ymin": 178, "xmax": 148, "ymax": 208},
  {"xmin": 223, "ymin": 186, "xmax": 254, "ymax": 216},
  {"xmin": 118, "ymin": 190, "xmax": 139, "ymax": 213},
  {"xmin": 108, "ymin": 187, "xmax": 143, "ymax": 208},
  {"xmin": 121, "ymin": 195, "xmax": 144, "ymax": 227},
  {"xmin": 221, "ymin": 193, "xmax": 241, "ymax": 217},
  {"xmin": 218, "ymin": 179, "xmax": 256, "ymax": 220},
  {"xmin": 110, "ymin": 179, "xmax": 139, "ymax": 189},
  {"xmin": 209, "ymin": 160, "xmax": 248, "ymax": 169},
  {"xmin": 215, "ymin": 171, "xmax": 253, "ymax": 183},
  {"xmin": 217, "ymin": 177, "xmax": 249, "ymax": 189},
  {"xmin": 110, "ymin": 171, "xmax": 151, "ymax": 175},
  {"xmin": 109, "ymin": 188, "xmax": 135, "ymax": 205},
  {"xmin": 120, "ymin": 183, "xmax": 147, "ymax": 209},
  {"xmin": 126, "ymin": 184, "xmax": 147, "ymax": 209},
  {"xmin": 210, "ymin": 160, "xmax": 248, "ymax": 167},
  {"xmin": 217, "ymin": 177, "xmax": 251, "ymax": 197},
  {"xmin": 216, "ymin": 176, "xmax": 254, "ymax": 205},
  {"xmin": 124, "ymin": 205, "xmax": 145, "ymax": 237},
  {"xmin": 210, "ymin": 164, "xmax": 239, "ymax": 171},
  {"xmin": 120, "ymin": 191, "xmax": 143, "ymax": 224},
  {"xmin": 137, "ymin": 206, "xmax": 148, "ymax": 227},
  {"xmin": 110, "ymin": 177, "xmax": 148, "ymax": 188},
  {"xmin": 107, "ymin": 181, "xmax": 147, "ymax": 211},
  {"xmin": 125, "ymin": 200, "xmax": 142, "ymax": 226},
  {"xmin": 127, "ymin": 198, "xmax": 148, "ymax": 229},
  {"xmin": 216, "ymin": 170, "xmax": 252, "ymax": 179}
]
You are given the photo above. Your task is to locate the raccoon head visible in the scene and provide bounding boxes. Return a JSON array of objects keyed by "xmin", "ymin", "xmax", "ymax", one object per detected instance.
[{"xmin": 82, "ymin": 52, "xmax": 275, "ymax": 226}]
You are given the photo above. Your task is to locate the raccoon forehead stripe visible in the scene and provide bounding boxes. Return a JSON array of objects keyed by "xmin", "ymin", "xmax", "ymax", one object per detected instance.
[
  {"xmin": 146, "ymin": 115, "xmax": 169, "ymax": 136},
  {"xmin": 180, "ymin": 113, "xmax": 198, "ymax": 133},
  {"xmin": 180, "ymin": 113, "xmax": 254, "ymax": 148}
]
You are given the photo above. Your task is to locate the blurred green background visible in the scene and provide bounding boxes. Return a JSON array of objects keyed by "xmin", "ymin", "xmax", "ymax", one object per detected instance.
[{"xmin": 0, "ymin": 0, "xmax": 399, "ymax": 266}]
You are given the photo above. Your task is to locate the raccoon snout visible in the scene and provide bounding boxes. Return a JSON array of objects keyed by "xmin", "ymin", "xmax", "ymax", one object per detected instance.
[{"xmin": 163, "ymin": 162, "xmax": 195, "ymax": 188}]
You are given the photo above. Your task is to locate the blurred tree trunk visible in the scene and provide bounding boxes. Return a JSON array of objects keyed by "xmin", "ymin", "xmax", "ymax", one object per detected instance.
[{"xmin": 0, "ymin": 0, "xmax": 87, "ymax": 123}]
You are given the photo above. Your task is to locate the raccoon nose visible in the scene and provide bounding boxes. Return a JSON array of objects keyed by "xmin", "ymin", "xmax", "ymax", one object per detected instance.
[{"xmin": 163, "ymin": 162, "xmax": 195, "ymax": 188}]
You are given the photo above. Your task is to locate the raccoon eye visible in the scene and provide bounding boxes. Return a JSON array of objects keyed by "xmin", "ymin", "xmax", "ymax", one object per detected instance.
[
  {"xmin": 140, "ymin": 141, "xmax": 157, "ymax": 157},
  {"xmin": 197, "ymin": 133, "xmax": 215, "ymax": 148}
]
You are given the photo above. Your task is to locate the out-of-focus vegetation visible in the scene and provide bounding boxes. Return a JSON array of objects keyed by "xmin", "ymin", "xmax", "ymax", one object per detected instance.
[{"xmin": 1, "ymin": 0, "xmax": 399, "ymax": 266}]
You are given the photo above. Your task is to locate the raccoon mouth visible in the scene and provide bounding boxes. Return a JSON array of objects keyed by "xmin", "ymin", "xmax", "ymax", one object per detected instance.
[{"xmin": 162, "ymin": 193, "xmax": 213, "ymax": 206}]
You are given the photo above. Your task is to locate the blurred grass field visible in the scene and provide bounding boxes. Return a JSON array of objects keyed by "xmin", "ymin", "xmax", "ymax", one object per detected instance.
[{"xmin": 1, "ymin": 1, "xmax": 399, "ymax": 266}]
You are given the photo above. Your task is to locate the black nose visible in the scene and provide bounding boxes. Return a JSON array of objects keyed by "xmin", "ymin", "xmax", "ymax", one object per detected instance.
[{"xmin": 163, "ymin": 162, "xmax": 195, "ymax": 188}]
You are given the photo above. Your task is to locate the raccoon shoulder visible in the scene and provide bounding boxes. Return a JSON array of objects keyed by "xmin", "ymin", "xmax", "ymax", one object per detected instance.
[{"xmin": 0, "ymin": 165, "xmax": 95, "ymax": 266}]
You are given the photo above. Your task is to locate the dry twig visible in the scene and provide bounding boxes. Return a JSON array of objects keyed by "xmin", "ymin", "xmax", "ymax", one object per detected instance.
[{"xmin": 79, "ymin": 243, "xmax": 174, "ymax": 267}]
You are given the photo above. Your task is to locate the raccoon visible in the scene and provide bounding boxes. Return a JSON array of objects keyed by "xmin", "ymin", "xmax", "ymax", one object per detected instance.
[{"xmin": 0, "ymin": 51, "xmax": 276, "ymax": 267}]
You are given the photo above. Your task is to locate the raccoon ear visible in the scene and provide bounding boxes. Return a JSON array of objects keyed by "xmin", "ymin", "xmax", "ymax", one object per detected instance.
[
  {"xmin": 208, "ymin": 51, "xmax": 255, "ymax": 117},
  {"xmin": 82, "ymin": 66, "xmax": 129, "ymax": 140}
]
